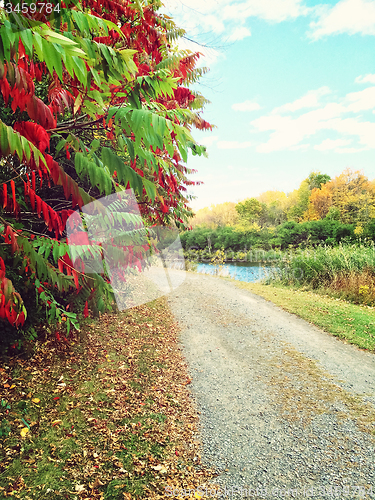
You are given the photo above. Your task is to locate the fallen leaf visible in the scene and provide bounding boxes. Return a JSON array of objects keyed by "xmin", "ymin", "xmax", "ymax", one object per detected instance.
[
  {"xmin": 51, "ymin": 420, "xmax": 62, "ymax": 426},
  {"xmin": 32, "ymin": 398, "xmax": 40, "ymax": 403},
  {"xmin": 20, "ymin": 427, "xmax": 29, "ymax": 437},
  {"xmin": 151, "ymin": 464, "xmax": 167, "ymax": 473},
  {"xmin": 75, "ymin": 484, "xmax": 86, "ymax": 493},
  {"xmin": 91, "ymin": 478, "xmax": 104, "ymax": 489}
]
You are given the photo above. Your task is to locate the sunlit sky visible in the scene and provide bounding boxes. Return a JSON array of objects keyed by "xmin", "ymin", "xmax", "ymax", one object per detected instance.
[{"xmin": 162, "ymin": 0, "xmax": 375, "ymax": 210}]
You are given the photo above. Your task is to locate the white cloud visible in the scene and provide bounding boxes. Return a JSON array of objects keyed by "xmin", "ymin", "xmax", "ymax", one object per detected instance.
[
  {"xmin": 222, "ymin": 0, "xmax": 310, "ymax": 23},
  {"xmin": 272, "ymin": 86, "xmax": 331, "ymax": 114},
  {"xmin": 232, "ymin": 100, "xmax": 262, "ymax": 112},
  {"xmin": 251, "ymin": 86, "xmax": 375, "ymax": 153},
  {"xmin": 217, "ymin": 140, "xmax": 253, "ymax": 149},
  {"xmin": 199, "ymin": 135, "xmax": 219, "ymax": 147},
  {"xmin": 345, "ymin": 86, "xmax": 375, "ymax": 112},
  {"xmin": 252, "ymin": 102, "xmax": 348, "ymax": 152},
  {"xmin": 355, "ymin": 74, "xmax": 375, "ymax": 84},
  {"xmin": 290, "ymin": 144, "xmax": 310, "ymax": 151},
  {"xmin": 309, "ymin": 0, "xmax": 375, "ymax": 39},
  {"xmin": 314, "ymin": 138, "xmax": 352, "ymax": 151},
  {"xmin": 335, "ymin": 146, "xmax": 368, "ymax": 153},
  {"xmin": 161, "ymin": 0, "xmax": 310, "ymax": 66},
  {"xmin": 227, "ymin": 26, "xmax": 252, "ymax": 41}
]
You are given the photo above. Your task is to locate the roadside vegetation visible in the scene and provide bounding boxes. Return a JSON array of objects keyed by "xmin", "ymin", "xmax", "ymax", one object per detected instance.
[
  {"xmin": 233, "ymin": 281, "xmax": 375, "ymax": 353},
  {"xmin": 182, "ymin": 168, "xmax": 375, "ymax": 311},
  {"xmin": 267, "ymin": 241, "xmax": 375, "ymax": 306},
  {"xmin": 0, "ymin": 298, "xmax": 217, "ymax": 499}
]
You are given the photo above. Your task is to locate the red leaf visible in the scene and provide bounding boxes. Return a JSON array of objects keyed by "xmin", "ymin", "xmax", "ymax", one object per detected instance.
[
  {"xmin": 10, "ymin": 180, "xmax": 16, "ymax": 212},
  {"xmin": 83, "ymin": 300, "xmax": 89, "ymax": 318},
  {"xmin": 58, "ymin": 259, "xmax": 64, "ymax": 273},
  {"xmin": 26, "ymin": 96, "xmax": 56, "ymax": 130},
  {"xmin": 29, "ymin": 188, "xmax": 35, "ymax": 210},
  {"xmin": 72, "ymin": 270, "xmax": 79, "ymax": 289},
  {"xmin": 14, "ymin": 121, "xmax": 50, "ymax": 153},
  {"xmin": 0, "ymin": 257, "xmax": 5, "ymax": 280}
]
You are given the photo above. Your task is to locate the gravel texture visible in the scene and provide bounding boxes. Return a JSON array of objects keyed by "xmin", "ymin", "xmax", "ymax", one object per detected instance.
[{"xmin": 166, "ymin": 272, "xmax": 375, "ymax": 499}]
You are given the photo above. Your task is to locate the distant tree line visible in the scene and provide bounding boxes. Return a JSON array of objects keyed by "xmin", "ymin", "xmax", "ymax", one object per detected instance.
[{"xmin": 182, "ymin": 169, "xmax": 375, "ymax": 250}]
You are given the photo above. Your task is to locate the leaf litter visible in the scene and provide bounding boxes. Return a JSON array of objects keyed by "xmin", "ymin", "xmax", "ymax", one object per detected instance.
[{"xmin": 0, "ymin": 297, "xmax": 218, "ymax": 499}]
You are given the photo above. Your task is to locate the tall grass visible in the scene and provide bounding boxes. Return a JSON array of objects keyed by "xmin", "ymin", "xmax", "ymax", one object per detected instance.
[{"xmin": 268, "ymin": 242, "xmax": 375, "ymax": 305}]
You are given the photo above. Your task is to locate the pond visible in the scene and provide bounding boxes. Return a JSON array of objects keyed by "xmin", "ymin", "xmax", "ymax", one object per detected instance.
[{"xmin": 196, "ymin": 262, "xmax": 278, "ymax": 283}]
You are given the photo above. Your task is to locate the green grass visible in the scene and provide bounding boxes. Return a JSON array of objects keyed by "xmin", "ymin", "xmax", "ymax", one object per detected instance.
[{"xmin": 233, "ymin": 280, "xmax": 375, "ymax": 352}]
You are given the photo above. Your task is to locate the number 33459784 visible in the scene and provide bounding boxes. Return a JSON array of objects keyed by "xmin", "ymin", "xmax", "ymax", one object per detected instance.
[{"xmin": 4, "ymin": 3, "xmax": 61, "ymax": 13}]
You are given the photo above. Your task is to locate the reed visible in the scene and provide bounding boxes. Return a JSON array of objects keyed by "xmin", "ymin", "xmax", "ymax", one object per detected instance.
[{"xmin": 269, "ymin": 242, "xmax": 375, "ymax": 305}]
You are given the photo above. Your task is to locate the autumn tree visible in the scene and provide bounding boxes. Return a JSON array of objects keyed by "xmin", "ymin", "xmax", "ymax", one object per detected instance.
[
  {"xmin": 235, "ymin": 197, "xmax": 267, "ymax": 227},
  {"xmin": 257, "ymin": 190, "xmax": 288, "ymax": 226},
  {"xmin": 191, "ymin": 202, "xmax": 238, "ymax": 229},
  {"xmin": 0, "ymin": 0, "xmax": 211, "ymax": 341},
  {"xmin": 306, "ymin": 168, "xmax": 375, "ymax": 226}
]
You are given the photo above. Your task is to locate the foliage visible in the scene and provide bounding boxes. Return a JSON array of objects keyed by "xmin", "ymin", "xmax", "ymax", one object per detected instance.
[
  {"xmin": 305, "ymin": 168, "xmax": 375, "ymax": 225},
  {"xmin": 267, "ymin": 241, "xmax": 375, "ymax": 305},
  {"xmin": 183, "ymin": 168, "xmax": 375, "ymax": 254},
  {"xmin": 210, "ymin": 248, "xmax": 225, "ymax": 275},
  {"xmin": 180, "ymin": 225, "xmax": 275, "ymax": 252},
  {"xmin": 235, "ymin": 197, "xmax": 267, "ymax": 226},
  {"xmin": 0, "ymin": 0, "xmax": 211, "ymax": 345},
  {"xmin": 190, "ymin": 201, "xmax": 238, "ymax": 229},
  {"xmin": 271, "ymin": 219, "xmax": 356, "ymax": 249}
]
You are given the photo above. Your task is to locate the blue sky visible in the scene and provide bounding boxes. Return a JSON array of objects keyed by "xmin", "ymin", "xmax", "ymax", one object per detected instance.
[{"xmin": 162, "ymin": 0, "xmax": 375, "ymax": 210}]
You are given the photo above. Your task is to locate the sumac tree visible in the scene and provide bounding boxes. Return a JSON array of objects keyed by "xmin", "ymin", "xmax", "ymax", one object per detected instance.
[{"xmin": 0, "ymin": 0, "xmax": 211, "ymax": 341}]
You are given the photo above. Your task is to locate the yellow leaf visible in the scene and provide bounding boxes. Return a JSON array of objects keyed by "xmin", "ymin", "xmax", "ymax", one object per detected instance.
[
  {"xmin": 32, "ymin": 398, "xmax": 40, "ymax": 403},
  {"xmin": 194, "ymin": 493, "xmax": 202, "ymax": 499},
  {"xmin": 74, "ymin": 94, "xmax": 82, "ymax": 115},
  {"xmin": 51, "ymin": 420, "xmax": 62, "ymax": 426},
  {"xmin": 20, "ymin": 427, "xmax": 29, "ymax": 437},
  {"xmin": 10, "ymin": 384, "xmax": 15, "ymax": 389}
]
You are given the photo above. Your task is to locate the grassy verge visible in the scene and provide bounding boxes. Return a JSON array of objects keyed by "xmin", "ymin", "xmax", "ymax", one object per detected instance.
[
  {"xmin": 0, "ymin": 298, "xmax": 217, "ymax": 499},
  {"xmin": 232, "ymin": 280, "xmax": 375, "ymax": 352}
]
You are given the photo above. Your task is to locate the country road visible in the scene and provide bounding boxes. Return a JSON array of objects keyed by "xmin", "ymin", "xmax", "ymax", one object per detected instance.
[{"xmin": 167, "ymin": 272, "xmax": 375, "ymax": 499}]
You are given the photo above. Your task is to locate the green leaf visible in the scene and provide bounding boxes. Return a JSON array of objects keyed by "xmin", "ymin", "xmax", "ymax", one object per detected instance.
[
  {"xmin": 72, "ymin": 56, "xmax": 87, "ymax": 86},
  {"xmin": 20, "ymin": 29, "xmax": 33, "ymax": 57},
  {"xmin": 102, "ymin": 148, "xmax": 143, "ymax": 196},
  {"xmin": 53, "ymin": 243, "xmax": 60, "ymax": 263},
  {"xmin": 55, "ymin": 138, "xmax": 67, "ymax": 154},
  {"xmin": 42, "ymin": 40, "xmax": 63, "ymax": 81},
  {"xmin": 142, "ymin": 178, "xmax": 156, "ymax": 202}
]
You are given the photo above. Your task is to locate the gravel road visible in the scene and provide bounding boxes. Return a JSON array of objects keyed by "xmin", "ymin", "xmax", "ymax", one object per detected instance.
[{"xmin": 167, "ymin": 272, "xmax": 375, "ymax": 499}]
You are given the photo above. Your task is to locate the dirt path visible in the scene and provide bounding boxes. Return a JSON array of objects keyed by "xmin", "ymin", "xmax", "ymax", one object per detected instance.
[{"xmin": 167, "ymin": 272, "xmax": 375, "ymax": 499}]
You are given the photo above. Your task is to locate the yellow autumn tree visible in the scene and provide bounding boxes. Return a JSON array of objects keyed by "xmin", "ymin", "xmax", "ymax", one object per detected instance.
[
  {"xmin": 305, "ymin": 184, "xmax": 333, "ymax": 220},
  {"xmin": 306, "ymin": 168, "xmax": 375, "ymax": 224},
  {"xmin": 191, "ymin": 202, "xmax": 239, "ymax": 228}
]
